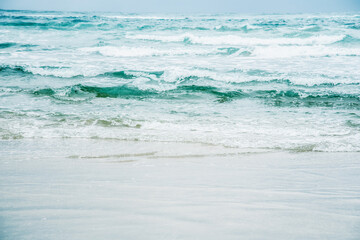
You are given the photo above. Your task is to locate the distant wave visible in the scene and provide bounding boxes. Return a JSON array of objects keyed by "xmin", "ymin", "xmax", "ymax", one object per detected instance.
[
  {"xmin": 0, "ymin": 42, "xmax": 17, "ymax": 49},
  {"xmin": 252, "ymin": 45, "xmax": 360, "ymax": 58},
  {"xmin": 126, "ymin": 33, "xmax": 346, "ymax": 45},
  {"xmin": 79, "ymin": 46, "xmax": 214, "ymax": 57},
  {"xmin": 333, "ymin": 35, "xmax": 360, "ymax": 45},
  {"xmin": 1, "ymin": 65, "xmax": 359, "ymax": 88},
  {"xmin": 0, "ymin": 65, "xmax": 29, "ymax": 74}
]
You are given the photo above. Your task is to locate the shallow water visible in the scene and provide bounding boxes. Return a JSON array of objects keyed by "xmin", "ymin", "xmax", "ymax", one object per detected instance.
[{"xmin": 1, "ymin": 10, "xmax": 360, "ymax": 151}]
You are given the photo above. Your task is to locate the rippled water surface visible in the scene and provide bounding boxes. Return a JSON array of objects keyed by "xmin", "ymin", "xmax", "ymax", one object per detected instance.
[{"xmin": 1, "ymin": 10, "xmax": 360, "ymax": 151}]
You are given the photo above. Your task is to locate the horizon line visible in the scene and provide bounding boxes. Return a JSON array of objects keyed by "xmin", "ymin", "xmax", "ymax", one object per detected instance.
[{"xmin": 1, "ymin": 8, "xmax": 360, "ymax": 16}]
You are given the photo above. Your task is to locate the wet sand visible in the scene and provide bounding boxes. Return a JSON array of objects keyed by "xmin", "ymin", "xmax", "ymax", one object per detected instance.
[{"xmin": 1, "ymin": 139, "xmax": 360, "ymax": 240}]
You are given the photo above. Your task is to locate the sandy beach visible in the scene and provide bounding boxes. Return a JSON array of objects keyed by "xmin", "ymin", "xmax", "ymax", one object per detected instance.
[{"xmin": 1, "ymin": 139, "xmax": 359, "ymax": 240}]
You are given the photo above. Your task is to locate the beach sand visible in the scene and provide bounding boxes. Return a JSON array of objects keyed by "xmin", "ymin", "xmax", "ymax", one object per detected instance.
[{"xmin": 1, "ymin": 139, "xmax": 359, "ymax": 240}]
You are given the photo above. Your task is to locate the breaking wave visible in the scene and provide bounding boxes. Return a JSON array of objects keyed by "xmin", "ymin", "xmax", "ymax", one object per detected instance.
[
  {"xmin": 29, "ymin": 83, "xmax": 360, "ymax": 109},
  {"xmin": 126, "ymin": 34, "xmax": 346, "ymax": 45}
]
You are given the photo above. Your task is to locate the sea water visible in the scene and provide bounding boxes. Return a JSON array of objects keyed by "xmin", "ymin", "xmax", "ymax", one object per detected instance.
[{"xmin": 1, "ymin": 10, "xmax": 360, "ymax": 152}]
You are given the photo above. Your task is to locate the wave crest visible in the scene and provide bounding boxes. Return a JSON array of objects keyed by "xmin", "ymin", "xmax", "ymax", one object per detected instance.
[
  {"xmin": 30, "ymin": 83, "xmax": 360, "ymax": 108},
  {"xmin": 126, "ymin": 33, "xmax": 346, "ymax": 45}
]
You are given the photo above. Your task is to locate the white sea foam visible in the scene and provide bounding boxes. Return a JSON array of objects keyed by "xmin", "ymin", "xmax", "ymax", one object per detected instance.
[
  {"xmin": 252, "ymin": 45, "xmax": 360, "ymax": 58},
  {"xmin": 127, "ymin": 33, "xmax": 346, "ymax": 45},
  {"xmin": 80, "ymin": 46, "xmax": 212, "ymax": 57},
  {"xmin": 25, "ymin": 66, "xmax": 87, "ymax": 78},
  {"xmin": 2, "ymin": 109, "xmax": 359, "ymax": 152},
  {"xmin": 107, "ymin": 15, "xmax": 186, "ymax": 20}
]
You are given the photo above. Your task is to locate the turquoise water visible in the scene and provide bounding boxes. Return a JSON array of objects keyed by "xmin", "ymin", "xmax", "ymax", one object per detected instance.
[{"xmin": 1, "ymin": 10, "xmax": 360, "ymax": 151}]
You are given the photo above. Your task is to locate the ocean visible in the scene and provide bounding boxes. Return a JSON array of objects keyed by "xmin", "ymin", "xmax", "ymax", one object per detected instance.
[
  {"xmin": 1, "ymin": 10, "xmax": 360, "ymax": 151},
  {"xmin": 1, "ymin": 9, "xmax": 360, "ymax": 240}
]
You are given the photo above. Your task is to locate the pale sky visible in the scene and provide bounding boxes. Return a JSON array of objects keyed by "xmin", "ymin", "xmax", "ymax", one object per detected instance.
[{"xmin": 1, "ymin": 0, "xmax": 360, "ymax": 13}]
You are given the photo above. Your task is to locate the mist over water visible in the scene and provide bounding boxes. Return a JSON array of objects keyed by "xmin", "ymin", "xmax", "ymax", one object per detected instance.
[{"xmin": 1, "ymin": 10, "xmax": 360, "ymax": 151}]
